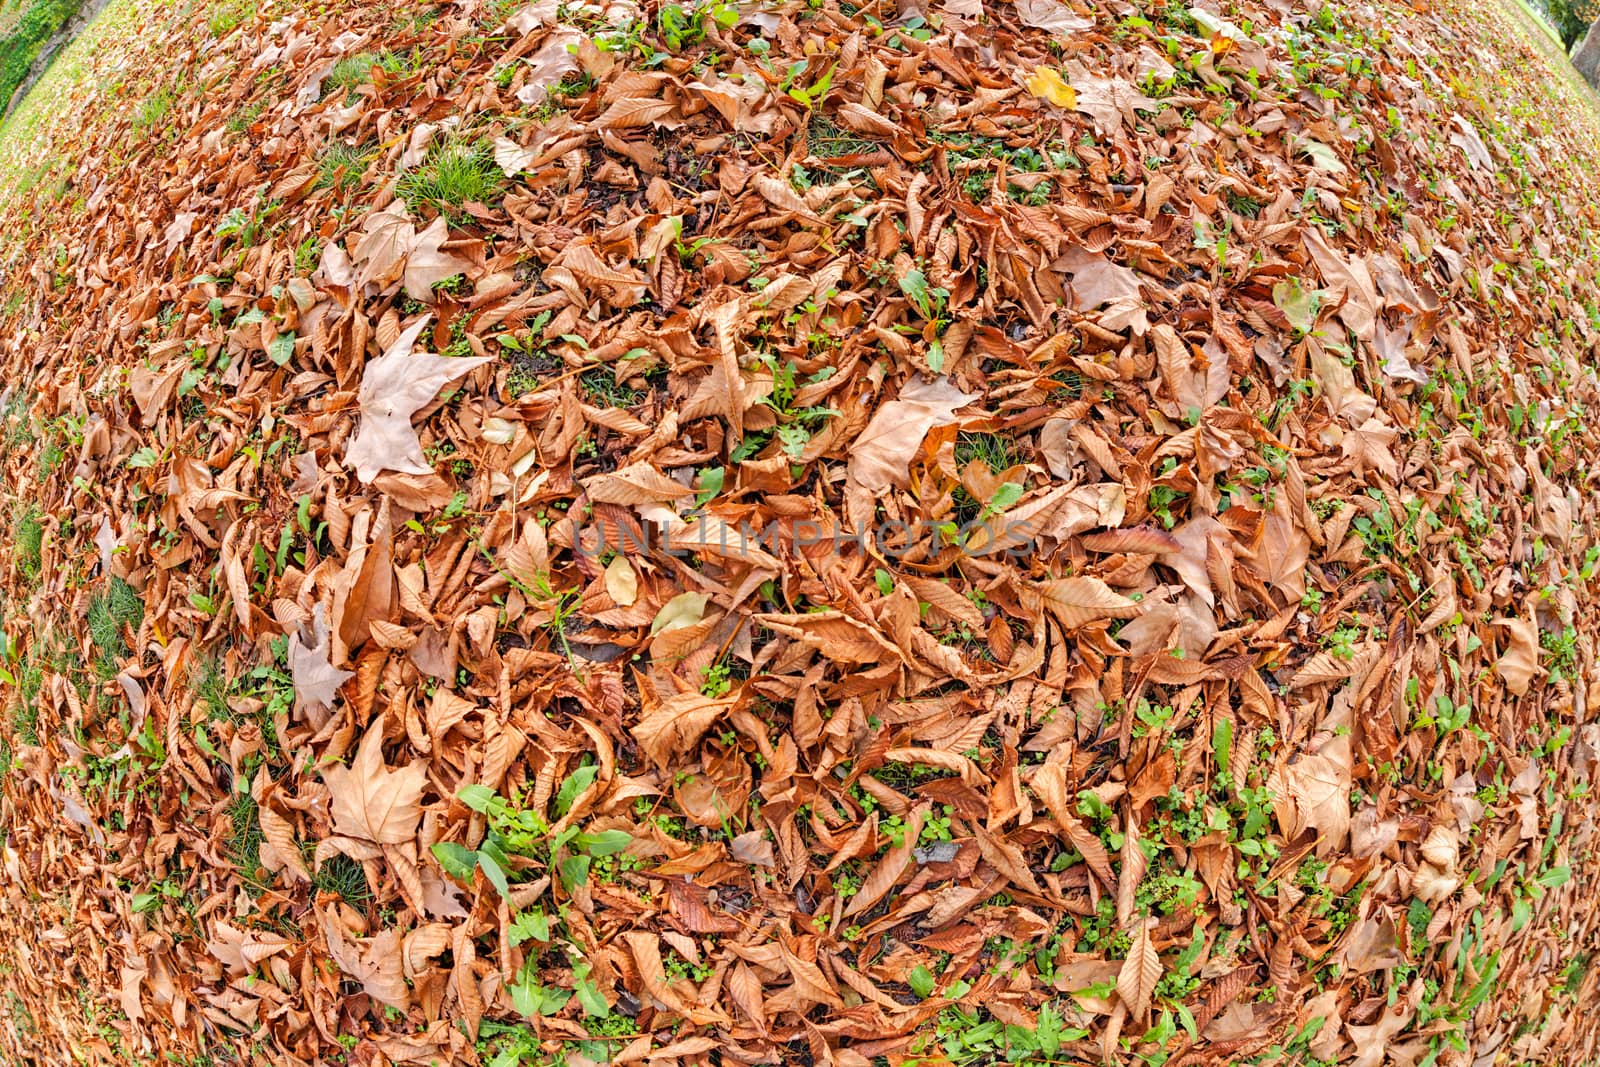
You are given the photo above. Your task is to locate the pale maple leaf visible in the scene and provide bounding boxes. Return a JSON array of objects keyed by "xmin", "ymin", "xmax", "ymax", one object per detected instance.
[
  {"xmin": 287, "ymin": 603, "xmax": 352, "ymax": 718},
  {"xmin": 344, "ymin": 316, "xmax": 492, "ymax": 483},
  {"xmin": 1014, "ymin": 0, "xmax": 1092, "ymax": 31},
  {"xmin": 1340, "ymin": 415, "xmax": 1400, "ymax": 479},
  {"xmin": 352, "ymin": 204, "xmax": 414, "ymax": 290},
  {"xmin": 402, "ymin": 216, "xmax": 470, "ymax": 301},
  {"xmin": 160, "ymin": 212, "xmax": 197, "ymax": 256},
  {"xmin": 1053, "ymin": 245, "xmax": 1143, "ymax": 310},
  {"xmin": 322, "ymin": 721, "xmax": 428, "ymax": 845},
  {"xmin": 492, "ymin": 135, "xmax": 537, "ymax": 176},
  {"xmin": 323, "ymin": 913, "xmax": 410, "ymax": 1010},
  {"xmin": 1304, "ymin": 228, "xmax": 1380, "ymax": 341},
  {"xmin": 503, "ymin": 0, "xmax": 557, "ymax": 33},
  {"xmin": 207, "ymin": 921, "xmax": 296, "ymax": 977},
  {"xmin": 1277, "ymin": 734, "xmax": 1352, "ymax": 856},
  {"xmin": 1069, "ymin": 71, "xmax": 1158, "ymax": 133}
]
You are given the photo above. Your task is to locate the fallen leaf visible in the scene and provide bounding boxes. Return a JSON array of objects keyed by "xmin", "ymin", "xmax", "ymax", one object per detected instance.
[
  {"xmin": 1026, "ymin": 67, "xmax": 1077, "ymax": 108},
  {"xmin": 516, "ymin": 30, "xmax": 582, "ymax": 104},
  {"xmin": 650, "ymin": 591, "xmax": 709, "ymax": 635},
  {"xmin": 322, "ymin": 722, "xmax": 429, "ymax": 845},
  {"xmin": 324, "ymin": 917, "xmax": 409, "ymax": 1011},
  {"xmin": 1070, "ymin": 70, "xmax": 1158, "ymax": 132},
  {"xmin": 847, "ymin": 376, "xmax": 979, "ymax": 494},
  {"xmin": 1015, "ymin": 0, "xmax": 1093, "ymax": 31},
  {"xmin": 1304, "ymin": 227, "xmax": 1380, "ymax": 341},
  {"xmin": 344, "ymin": 317, "xmax": 493, "ymax": 482},
  {"xmin": 1493, "ymin": 617, "xmax": 1538, "ymax": 695},
  {"xmin": 288, "ymin": 603, "xmax": 353, "ymax": 717},
  {"xmin": 402, "ymin": 216, "xmax": 469, "ymax": 301},
  {"xmin": 1038, "ymin": 577, "xmax": 1143, "ymax": 629},
  {"xmin": 604, "ymin": 555, "xmax": 638, "ymax": 606},
  {"xmin": 1278, "ymin": 734, "xmax": 1352, "ymax": 856},
  {"xmin": 1116, "ymin": 918, "xmax": 1161, "ymax": 1022},
  {"xmin": 632, "ymin": 690, "xmax": 739, "ymax": 770}
]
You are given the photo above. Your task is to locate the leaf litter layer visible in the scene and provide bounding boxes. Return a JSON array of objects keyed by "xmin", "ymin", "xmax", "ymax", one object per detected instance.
[{"xmin": 0, "ymin": 0, "xmax": 1599, "ymax": 1064}]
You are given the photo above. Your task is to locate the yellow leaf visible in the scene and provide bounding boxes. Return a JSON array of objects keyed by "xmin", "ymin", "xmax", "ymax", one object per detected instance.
[
  {"xmin": 1026, "ymin": 67, "xmax": 1077, "ymax": 109},
  {"xmin": 650, "ymin": 591, "xmax": 709, "ymax": 636},
  {"xmin": 604, "ymin": 555, "xmax": 639, "ymax": 607}
]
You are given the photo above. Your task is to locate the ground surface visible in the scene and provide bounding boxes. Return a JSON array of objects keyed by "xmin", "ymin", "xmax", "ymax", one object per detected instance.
[{"xmin": 1, "ymin": 0, "xmax": 1599, "ymax": 1065}]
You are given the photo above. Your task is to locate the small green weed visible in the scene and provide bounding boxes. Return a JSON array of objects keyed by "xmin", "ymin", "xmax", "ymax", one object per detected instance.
[
  {"xmin": 207, "ymin": 0, "xmax": 256, "ymax": 36},
  {"xmin": 132, "ymin": 84, "xmax": 177, "ymax": 132}
]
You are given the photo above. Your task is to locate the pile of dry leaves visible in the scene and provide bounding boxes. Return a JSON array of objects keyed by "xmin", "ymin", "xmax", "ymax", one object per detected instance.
[{"xmin": 1, "ymin": 0, "xmax": 1598, "ymax": 1062}]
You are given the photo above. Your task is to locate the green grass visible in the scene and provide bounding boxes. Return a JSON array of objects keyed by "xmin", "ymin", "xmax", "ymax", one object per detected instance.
[
  {"xmin": 85, "ymin": 576, "xmax": 143, "ymax": 678},
  {"xmin": 0, "ymin": 0, "xmax": 89, "ymax": 124},
  {"xmin": 314, "ymin": 140, "xmax": 371, "ymax": 192},
  {"xmin": 326, "ymin": 51, "xmax": 377, "ymax": 93},
  {"xmin": 10, "ymin": 652, "xmax": 42, "ymax": 745},
  {"xmin": 580, "ymin": 367, "xmax": 648, "ymax": 407},
  {"xmin": 189, "ymin": 653, "xmax": 230, "ymax": 721},
  {"xmin": 313, "ymin": 853, "xmax": 372, "ymax": 907},
  {"xmin": 0, "ymin": 0, "xmax": 147, "ymax": 218},
  {"xmin": 325, "ymin": 49, "xmax": 418, "ymax": 101},
  {"xmin": 225, "ymin": 791, "xmax": 266, "ymax": 889},
  {"xmin": 205, "ymin": 0, "xmax": 254, "ymax": 38},
  {"xmin": 225, "ymin": 97, "xmax": 265, "ymax": 133},
  {"xmin": 15, "ymin": 504, "xmax": 41, "ymax": 581},
  {"xmin": 954, "ymin": 431, "xmax": 1021, "ymax": 474},
  {"xmin": 131, "ymin": 82, "xmax": 176, "ymax": 132},
  {"xmin": 397, "ymin": 137, "xmax": 503, "ymax": 217}
]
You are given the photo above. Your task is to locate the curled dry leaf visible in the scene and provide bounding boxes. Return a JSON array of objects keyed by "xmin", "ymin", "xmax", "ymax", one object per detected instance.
[
  {"xmin": 324, "ymin": 916, "xmax": 410, "ymax": 1011},
  {"xmin": 1038, "ymin": 576, "xmax": 1143, "ymax": 629},
  {"xmin": 1278, "ymin": 735, "xmax": 1353, "ymax": 856},
  {"xmin": 632, "ymin": 690, "xmax": 740, "ymax": 769},
  {"xmin": 1493, "ymin": 617, "xmax": 1539, "ymax": 695}
]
